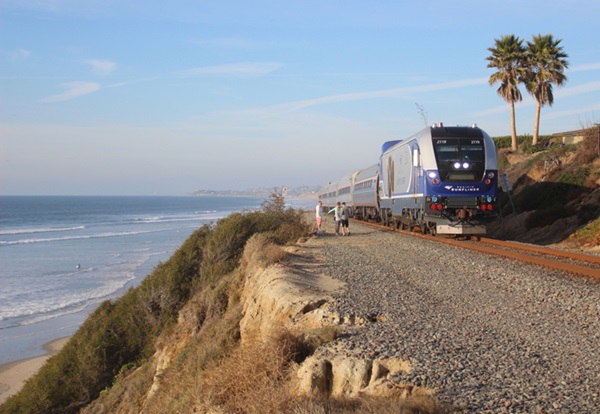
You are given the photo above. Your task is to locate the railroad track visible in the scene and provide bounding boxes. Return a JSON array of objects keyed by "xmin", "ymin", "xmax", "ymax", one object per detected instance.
[{"xmin": 352, "ymin": 219, "xmax": 600, "ymax": 281}]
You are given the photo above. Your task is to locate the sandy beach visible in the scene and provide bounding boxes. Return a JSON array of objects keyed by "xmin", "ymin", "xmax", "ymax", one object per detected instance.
[{"xmin": 0, "ymin": 336, "xmax": 70, "ymax": 405}]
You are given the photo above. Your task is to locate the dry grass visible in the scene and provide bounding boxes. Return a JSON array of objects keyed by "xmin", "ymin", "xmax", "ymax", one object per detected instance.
[
  {"xmin": 242, "ymin": 233, "xmax": 289, "ymax": 269},
  {"xmin": 299, "ymin": 325, "xmax": 341, "ymax": 359},
  {"xmin": 574, "ymin": 125, "xmax": 600, "ymax": 167},
  {"xmin": 200, "ymin": 331, "xmax": 300, "ymax": 413},
  {"xmin": 194, "ymin": 330, "xmax": 453, "ymax": 414}
]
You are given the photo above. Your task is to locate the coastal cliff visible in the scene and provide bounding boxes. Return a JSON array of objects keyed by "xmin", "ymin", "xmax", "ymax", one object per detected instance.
[
  {"xmin": 80, "ymin": 231, "xmax": 433, "ymax": 413},
  {"xmin": 1, "ymin": 200, "xmax": 438, "ymax": 414}
]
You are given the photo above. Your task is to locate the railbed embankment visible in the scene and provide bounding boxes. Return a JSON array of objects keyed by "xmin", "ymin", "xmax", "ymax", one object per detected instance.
[{"xmin": 302, "ymin": 217, "xmax": 600, "ymax": 412}]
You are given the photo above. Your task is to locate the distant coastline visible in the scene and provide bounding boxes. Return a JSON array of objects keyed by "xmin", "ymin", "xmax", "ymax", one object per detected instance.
[{"xmin": 189, "ymin": 185, "xmax": 320, "ymax": 199}]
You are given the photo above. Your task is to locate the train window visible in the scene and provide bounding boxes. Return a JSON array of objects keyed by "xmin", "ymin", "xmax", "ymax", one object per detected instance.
[
  {"xmin": 433, "ymin": 137, "xmax": 485, "ymax": 182},
  {"xmin": 353, "ymin": 179, "xmax": 375, "ymax": 191},
  {"xmin": 435, "ymin": 144, "xmax": 460, "ymax": 163},
  {"xmin": 461, "ymin": 144, "xmax": 484, "ymax": 163}
]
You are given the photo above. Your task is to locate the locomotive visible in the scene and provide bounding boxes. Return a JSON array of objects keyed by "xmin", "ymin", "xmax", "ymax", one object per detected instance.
[{"xmin": 318, "ymin": 123, "xmax": 499, "ymax": 235}]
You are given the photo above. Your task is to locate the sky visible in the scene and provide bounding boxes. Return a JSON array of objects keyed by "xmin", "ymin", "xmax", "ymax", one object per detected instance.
[{"xmin": 1, "ymin": 0, "xmax": 599, "ymax": 196}]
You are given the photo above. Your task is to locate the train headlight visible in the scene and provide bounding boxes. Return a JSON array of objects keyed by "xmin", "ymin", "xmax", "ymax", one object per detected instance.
[
  {"xmin": 432, "ymin": 196, "xmax": 438, "ymax": 202},
  {"xmin": 462, "ymin": 162, "xmax": 470, "ymax": 169},
  {"xmin": 487, "ymin": 172, "xmax": 495, "ymax": 178},
  {"xmin": 453, "ymin": 162, "xmax": 461, "ymax": 169},
  {"xmin": 428, "ymin": 171, "xmax": 440, "ymax": 184},
  {"xmin": 487, "ymin": 196, "xmax": 493, "ymax": 203}
]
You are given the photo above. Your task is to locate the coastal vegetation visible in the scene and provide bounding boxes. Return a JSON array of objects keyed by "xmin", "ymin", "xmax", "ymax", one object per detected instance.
[{"xmin": 0, "ymin": 193, "xmax": 310, "ymax": 414}]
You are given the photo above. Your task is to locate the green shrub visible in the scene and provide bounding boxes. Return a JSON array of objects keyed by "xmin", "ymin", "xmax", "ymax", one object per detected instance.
[
  {"xmin": 577, "ymin": 203, "xmax": 600, "ymax": 223},
  {"xmin": 571, "ymin": 217, "xmax": 600, "ymax": 246},
  {"xmin": 493, "ymin": 134, "xmax": 553, "ymax": 151},
  {"xmin": 525, "ymin": 205, "xmax": 571, "ymax": 230},
  {"xmin": 514, "ymin": 182, "xmax": 581, "ymax": 212},
  {"xmin": 557, "ymin": 167, "xmax": 591, "ymax": 187}
]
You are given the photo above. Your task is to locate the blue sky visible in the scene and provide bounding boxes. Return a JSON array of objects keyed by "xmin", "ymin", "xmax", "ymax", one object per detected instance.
[{"xmin": 1, "ymin": 0, "xmax": 599, "ymax": 195}]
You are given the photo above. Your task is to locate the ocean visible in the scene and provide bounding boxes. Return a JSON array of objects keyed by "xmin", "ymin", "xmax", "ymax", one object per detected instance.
[{"xmin": 0, "ymin": 195, "xmax": 312, "ymax": 366}]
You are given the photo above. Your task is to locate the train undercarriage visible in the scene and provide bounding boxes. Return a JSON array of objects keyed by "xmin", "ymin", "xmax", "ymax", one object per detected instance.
[{"xmin": 376, "ymin": 206, "xmax": 488, "ymax": 236}]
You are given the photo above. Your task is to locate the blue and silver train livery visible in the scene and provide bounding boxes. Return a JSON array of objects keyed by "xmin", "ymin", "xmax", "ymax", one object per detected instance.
[{"xmin": 318, "ymin": 123, "xmax": 498, "ymax": 236}]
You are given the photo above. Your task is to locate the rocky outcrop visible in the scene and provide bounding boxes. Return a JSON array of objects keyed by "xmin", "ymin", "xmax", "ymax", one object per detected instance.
[
  {"xmin": 239, "ymin": 246, "xmax": 342, "ymax": 342},
  {"xmin": 296, "ymin": 355, "xmax": 420, "ymax": 398},
  {"xmin": 238, "ymin": 244, "xmax": 423, "ymax": 400}
]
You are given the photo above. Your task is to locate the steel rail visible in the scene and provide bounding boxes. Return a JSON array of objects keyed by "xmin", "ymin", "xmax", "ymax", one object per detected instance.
[
  {"xmin": 477, "ymin": 237, "xmax": 600, "ymax": 266},
  {"xmin": 352, "ymin": 219, "xmax": 600, "ymax": 281}
]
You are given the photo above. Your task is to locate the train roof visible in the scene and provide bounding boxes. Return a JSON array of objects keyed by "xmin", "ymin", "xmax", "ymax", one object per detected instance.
[
  {"xmin": 430, "ymin": 124, "xmax": 484, "ymax": 138},
  {"xmin": 381, "ymin": 140, "xmax": 402, "ymax": 153}
]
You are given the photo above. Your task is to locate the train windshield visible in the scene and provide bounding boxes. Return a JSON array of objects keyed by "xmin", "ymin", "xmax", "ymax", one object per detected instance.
[{"xmin": 432, "ymin": 138, "xmax": 485, "ymax": 182}]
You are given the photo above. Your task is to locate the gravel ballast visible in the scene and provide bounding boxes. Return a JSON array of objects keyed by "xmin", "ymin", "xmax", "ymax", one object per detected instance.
[{"xmin": 305, "ymin": 220, "xmax": 600, "ymax": 413}]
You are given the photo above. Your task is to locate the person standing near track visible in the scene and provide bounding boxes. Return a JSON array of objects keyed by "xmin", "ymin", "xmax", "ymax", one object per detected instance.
[
  {"xmin": 315, "ymin": 200, "xmax": 324, "ymax": 235},
  {"xmin": 328, "ymin": 202, "xmax": 343, "ymax": 236},
  {"xmin": 340, "ymin": 202, "xmax": 350, "ymax": 236}
]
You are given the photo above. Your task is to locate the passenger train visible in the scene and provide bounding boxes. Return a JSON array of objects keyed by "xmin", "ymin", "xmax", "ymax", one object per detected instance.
[{"xmin": 318, "ymin": 123, "xmax": 499, "ymax": 235}]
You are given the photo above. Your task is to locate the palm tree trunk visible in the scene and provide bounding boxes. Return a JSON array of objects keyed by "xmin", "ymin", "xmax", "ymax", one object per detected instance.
[
  {"xmin": 532, "ymin": 103, "xmax": 541, "ymax": 146},
  {"xmin": 510, "ymin": 100, "xmax": 518, "ymax": 151}
]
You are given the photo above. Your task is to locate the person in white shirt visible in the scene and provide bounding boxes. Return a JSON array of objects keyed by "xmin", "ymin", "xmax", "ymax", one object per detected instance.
[
  {"xmin": 328, "ymin": 202, "xmax": 343, "ymax": 236},
  {"xmin": 315, "ymin": 201, "xmax": 324, "ymax": 235}
]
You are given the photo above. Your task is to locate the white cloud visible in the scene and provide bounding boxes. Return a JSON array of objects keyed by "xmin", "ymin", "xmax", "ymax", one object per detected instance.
[
  {"xmin": 471, "ymin": 81, "xmax": 600, "ymax": 117},
  {"xmin": 555, "ymin": 81, "xmax": 600, "ymax": 98},
  {"xmin": 192, "ymin": 37, "xmax": 271, "ymax": 49},
  {"xmin": 40, "ymin": 81, "xmax": 101, "ymax": 103},
  {"xmin": 85, "ymin": 59, "xmax": 117, "ymax": 75},
  {"xmin": 182, "ymin": 62, "xmax": 282, "ymax": 76},
  {"xmin": 14, "ymin": 48, "xmax": 32, "ymax": 59},
  {"xmin": 235, "ymin": 77, "xmax": 489, "ymax": 118},
  {"xmin": 569, "ymin": 62, "xmax": 600, "ymax": 72},
  {"xmin": 6, "ymin": 48, "xmax": 32, "ymax": 61},
  {"xmin": 544, "ymin": 102, "xmax": 600, "ymax": 120}
]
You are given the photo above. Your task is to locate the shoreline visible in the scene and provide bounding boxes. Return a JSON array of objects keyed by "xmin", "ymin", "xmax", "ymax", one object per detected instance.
[{"xmin": 0, "ymin": 336, "xmax": 70, "ymax": 405}]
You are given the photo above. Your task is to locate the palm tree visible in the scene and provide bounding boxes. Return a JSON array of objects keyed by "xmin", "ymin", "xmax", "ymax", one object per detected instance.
[
  {"xmin": 486, "ymin": 35, "xmax": 527, "ymax": 151},
  {"xmin": 525, "ymin": 34, "xmax": 569, "ymax": 146}
]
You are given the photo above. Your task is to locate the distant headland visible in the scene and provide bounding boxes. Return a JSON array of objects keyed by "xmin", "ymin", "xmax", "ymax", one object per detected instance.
[{"xmin": 189, "ymin": 185, "xmax": 320, "ymax": 198}]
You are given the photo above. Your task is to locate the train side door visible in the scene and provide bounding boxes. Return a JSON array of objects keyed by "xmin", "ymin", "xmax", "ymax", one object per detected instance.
[
  {"xmin": 381, "ymin": 156, "xmax": 394, "ymax": 199},
  {"xmin": 412, "ymin": 147, "xmax": 420, "ymax": 200}
]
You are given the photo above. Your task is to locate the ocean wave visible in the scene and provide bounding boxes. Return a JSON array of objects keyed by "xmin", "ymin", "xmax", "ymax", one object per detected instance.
[
  {"xmin": 0, "ymin": 228, "xmax": 167, "ymax": 246},
  {"xmin": 133, "ymin": 217, "xmax": 205, "ymax": 224},
  {"xmin": 0, "ymin": 226, "xmax": 86, "ymax": 236},
  {"xmin": 0, "ymin": 273, "xmax": 136, "ymax": 329},
  {"xmin": 131, "ymin": 212, "xmax": 224, "ymax": 224},
  {"xmin": 0, "ymin": 303, "xmax": 91, "ymax": 330},
  {"xmin": 0, "ymin": 246, "xmax": 157, "ymax": 329}
]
